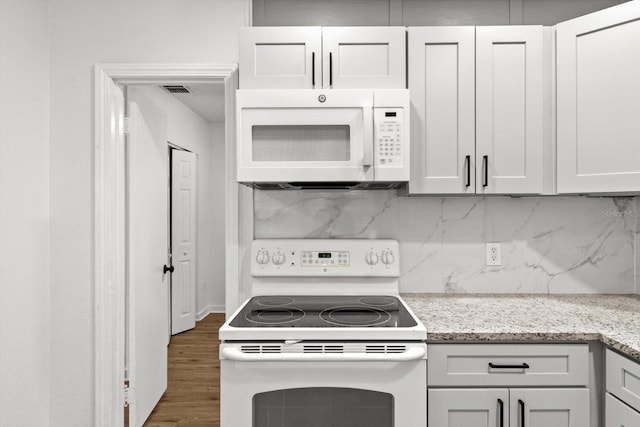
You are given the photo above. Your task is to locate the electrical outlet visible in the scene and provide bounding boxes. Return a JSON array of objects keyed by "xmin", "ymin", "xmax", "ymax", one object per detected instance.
[{"xmin": 486, "ymin": 243, "xmax": 501, "ymax": 266}]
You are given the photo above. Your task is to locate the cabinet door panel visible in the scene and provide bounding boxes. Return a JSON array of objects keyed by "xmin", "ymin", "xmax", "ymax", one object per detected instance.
[
  {"xmin": 428, "ymin": 389, "xmax": 508, "ymax": 427},
  {"xmin": 239, "ymin": 27, "xmax": 321, "ymax": 89},
  {"xmin": 407, "ymin": 27, "xmax": 475, "ymax": 194},
  {"xmin": 476, "ymin": 26, "xmax": 544, "ymax": 194},
  {"xmin": 606, "ymin": 392, "xmax": 640, "ymax": 427},
  {"xmin": 510, "ymin": 389, "xmax": 590, "ymax": 427},
  {"xmin": 606, "ymin": 349, "xmax": 640, "ymax": 412},
  {"xmin": 556, "ymin": 1, "xmax": 640, "ymax": 193},
  {"xmin": 322, "ymin": 27, "xmax": 406, "ymax": 89}
]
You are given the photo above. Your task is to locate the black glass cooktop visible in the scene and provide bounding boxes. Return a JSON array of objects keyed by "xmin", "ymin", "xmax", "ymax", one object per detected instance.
[{"xmin": 229, "ymin": 296, "xmax": 417, "ymax": 328}]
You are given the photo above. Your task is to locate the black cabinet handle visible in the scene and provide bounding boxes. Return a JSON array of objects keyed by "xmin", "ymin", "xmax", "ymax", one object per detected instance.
[
  {"xmin": 489, "ymin": 362, "xmax": 530, "ymax": 369},
  {"xmin": 163, "ymin": 264, "xmax": 174, "ymax": 274},
  {"xmin": 519, "ymin": 399, "xmax": 525, "ymax": 427},
  {"xmin": 498, "ymin": 398, "xmax": 504, "ymax": 427},
  {"xmin": 465, "ymin": 155, "xmax": 471, "ymax": 187},
  {"xmin": 482, "ymin": 155, "xmax": 488, "ymax": 187},
  {"xmin": 312, "ymin": 52, "xmax": 315, "ymax": 87},
  {"xmin": 329, "ymin": 52, "xmax": 333, "ymax": 87}
]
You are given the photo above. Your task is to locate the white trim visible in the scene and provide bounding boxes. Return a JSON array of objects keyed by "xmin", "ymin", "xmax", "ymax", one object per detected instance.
[
  {"xmin": 196, "ymin": 305, "xmax": 226, "ymax": 321},
  {"xmin": 94, "ymin": 63, "xmax": 243, "ymax": 427}
]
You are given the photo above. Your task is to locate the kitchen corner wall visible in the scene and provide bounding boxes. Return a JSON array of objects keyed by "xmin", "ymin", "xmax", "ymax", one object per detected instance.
[
  {"xmin": 0, "ymin": 1, "xmax": 51, "ymax": 426},
  {"xmin": 637, "ymin": 196, "xmax": 640, "ymax": 295},
  {"xmin": 255, "ymin": 191, "xmax": 637, "ymax": 294}
]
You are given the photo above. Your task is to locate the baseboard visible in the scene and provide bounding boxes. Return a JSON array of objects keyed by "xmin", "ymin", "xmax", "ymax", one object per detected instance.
[{"xmin": 196, "ymin": 304, "xmax": 226, "ymax": 321}]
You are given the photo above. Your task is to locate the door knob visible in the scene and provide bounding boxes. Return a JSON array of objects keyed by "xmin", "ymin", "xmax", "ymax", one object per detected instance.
[{"xmin": 163, "ymin": 264, "xmax": 174, "ymax": 274}]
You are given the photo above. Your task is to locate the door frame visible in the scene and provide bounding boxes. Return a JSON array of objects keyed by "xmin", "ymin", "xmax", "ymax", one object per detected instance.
[{"xmin": 93, "ymin": 63, "xmax": 250, "ymax": 426}]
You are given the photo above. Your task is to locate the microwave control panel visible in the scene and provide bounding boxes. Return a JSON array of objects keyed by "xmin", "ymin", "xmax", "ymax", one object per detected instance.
[{"xmin": 374, "ymin": 108, "xmax": 404, "ymax": 167}]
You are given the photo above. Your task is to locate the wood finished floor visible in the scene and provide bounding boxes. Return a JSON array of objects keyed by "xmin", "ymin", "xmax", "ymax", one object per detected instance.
[{"xmin": 144, "ymin": 313, "xmax": 225, "ymax": 426}]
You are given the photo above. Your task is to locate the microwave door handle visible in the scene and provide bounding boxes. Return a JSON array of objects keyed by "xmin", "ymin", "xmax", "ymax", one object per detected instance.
[{"xmin": 362, "ymin": 105, "xmax": 374, "ymax": 167}]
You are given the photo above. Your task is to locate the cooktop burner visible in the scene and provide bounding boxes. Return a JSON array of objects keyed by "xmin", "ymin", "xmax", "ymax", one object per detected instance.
[{"xmin": 229, "ymin": 296, "xmax": 417, "ymax": 328}]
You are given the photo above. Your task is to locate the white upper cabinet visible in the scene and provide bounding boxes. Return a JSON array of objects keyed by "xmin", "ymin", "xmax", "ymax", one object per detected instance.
[
  {"xmin": 476, "ymin": 26, "xmax": 544, "ymax": 194},
  {"xmin": 556, "ymin": 1, "xmax": 640, "ymax": 194},
  {"xmin": 239, "ymin": 27, "xmax": 322, "ymax": 89},
  {"xmin": 240, "ymin": 26, "xmax": 405, "ymax": 89},
  {"xmin": 408, "ymin": 25, "xmax": 547, "ymax": 195},
  {"xmin": 408, "ymin": 27, "xmax": 476, "ymax": 194},
  {"xmin": 322, "ymin": 27, "xmax": 406, "ymax": 89}
]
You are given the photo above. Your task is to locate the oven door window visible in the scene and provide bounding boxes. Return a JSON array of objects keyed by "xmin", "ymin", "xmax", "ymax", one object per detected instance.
[{"xmin": 253, "ymin": 387, "xmax": 394, "ymax": 427}]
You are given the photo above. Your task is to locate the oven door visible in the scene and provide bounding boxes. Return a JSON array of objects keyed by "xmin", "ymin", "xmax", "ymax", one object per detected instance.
[
  {"xmin": 237, "ymin": 89, "xmax": 374, "ymax": 183},
  {"xmin": 220, "ymin": 342, "xmax": 426, "ymax": 427}
]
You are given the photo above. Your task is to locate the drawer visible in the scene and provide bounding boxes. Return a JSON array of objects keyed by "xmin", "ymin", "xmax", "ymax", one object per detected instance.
[
  {"xmin": 606, "ymin": 392, "xmax": 640, "ymax": 426},
  {"xmin": 606, "ymin": 349, "xmax": 640, "ymax": 412},
  {"xmin": 428, "ymin": 344, "xmax": 589, "ymax": 387}
]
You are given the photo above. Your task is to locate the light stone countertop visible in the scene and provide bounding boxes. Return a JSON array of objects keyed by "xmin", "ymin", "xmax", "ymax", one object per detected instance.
[{"xmin": 401, "ymin": 294, "xmax": 640, "ymax": 362}]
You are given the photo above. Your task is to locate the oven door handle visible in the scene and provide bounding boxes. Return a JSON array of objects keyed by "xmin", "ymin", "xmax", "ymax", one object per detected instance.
[{"xmin": 221, "ymin": 347, "xmax": 426, "ymax": 362}]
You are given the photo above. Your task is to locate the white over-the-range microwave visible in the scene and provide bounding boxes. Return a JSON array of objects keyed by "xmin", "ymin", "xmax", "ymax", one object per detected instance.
[{"xmin": 236, "ymin": 89, "xmax": 409, "ymax": 189}]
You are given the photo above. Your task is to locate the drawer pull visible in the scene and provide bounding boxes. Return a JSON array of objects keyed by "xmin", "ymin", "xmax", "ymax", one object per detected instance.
[{"xmin": 489, "ymin": 362, "xmax": 530, "ymax": 369}]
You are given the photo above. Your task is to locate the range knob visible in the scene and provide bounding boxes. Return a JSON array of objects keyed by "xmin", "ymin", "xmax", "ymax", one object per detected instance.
[
  {"xmin": 272, "ymin": 250, "xmax": 286, "ymax": 266},
  {"xmin": 381, "ymin": 249, "xmax": 395, "ymax": 266},
  {"xmin": 255, "ymin": 249, "xmax": 270, "ymax": 266},
  {"xmin": 364, "ymin": 249, "xmax": 379, "ymax": 266}
]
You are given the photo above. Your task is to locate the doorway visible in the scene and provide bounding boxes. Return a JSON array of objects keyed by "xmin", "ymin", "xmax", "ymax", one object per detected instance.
[
  {"xmin": 124, "ymin": 82, "xmax": 228, "ymax": 426},
  {"xmin": 93, "ymin": 64, "xmax": 251, "ymax": 427}
]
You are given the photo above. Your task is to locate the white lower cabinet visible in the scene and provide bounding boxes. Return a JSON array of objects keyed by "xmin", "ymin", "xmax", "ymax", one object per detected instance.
[
  {"xmin": 606, "ymin": 393, "xmax": 640, "ymax": 427},
  {"xmin": 605, "ymin": 349, "xmax": 640, "ymax": 426},
  {"xmin": 429, "ymin": 388, "xmax": 589, "ymax": 427},
  {"xmin": 428, "ymin": 344, "xmax": 590, "ymax": 427},
  {"xmin": 429, "ymin": 389, "xmax": 507, "ymax": 427}
]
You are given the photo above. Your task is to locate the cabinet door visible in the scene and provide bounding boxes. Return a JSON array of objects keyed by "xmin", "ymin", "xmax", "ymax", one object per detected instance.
[
  {"xmin": 239, "ymin": 27, "xmax": 322, "ymax": 89},
  {"xmin": 476, "ymin": 26, "xmax": 544, "ymax": 194},
  {"xmin": 428, "ymin": 389, "xmax": 508, "ymax": 427},
  {"xmin": 510, "ymin": 389, "xmax": 590, "ymax": 427},
  {"xmin": 322, "ymin": 27, "xmax": 406, "ymax": 89},
  {"xmin": 606, "ymin": 393, "xmax": 640, "ymax": 427},
  {"xmin": 556, "ymin": 2, "xmax": 640, "ymax": 193},
  {"xmin": 407, "ymin": 27, "xmax": 475, "ymax": 194}
]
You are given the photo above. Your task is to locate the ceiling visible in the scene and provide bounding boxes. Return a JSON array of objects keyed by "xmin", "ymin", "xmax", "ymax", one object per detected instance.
[{"xmin": 163, "ymin": 82, "xmax": 225, "ymax": 123}]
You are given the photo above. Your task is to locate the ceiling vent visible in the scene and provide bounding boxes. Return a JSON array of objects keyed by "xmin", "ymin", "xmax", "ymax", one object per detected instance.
[{"xmin": 161, "ymin": 85, "xmax": 191, "ymax": 94}]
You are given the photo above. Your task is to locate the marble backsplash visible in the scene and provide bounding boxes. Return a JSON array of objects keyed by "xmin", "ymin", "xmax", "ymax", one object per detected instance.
[{"xmin": 254, "ymin": 191, "xmax": 638, "ymax": 294}]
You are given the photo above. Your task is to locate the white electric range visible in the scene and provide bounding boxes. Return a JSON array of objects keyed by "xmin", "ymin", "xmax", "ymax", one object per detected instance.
[{"xmin": 219, "ymin": 239, "xmax": 427, "ymax": 427}]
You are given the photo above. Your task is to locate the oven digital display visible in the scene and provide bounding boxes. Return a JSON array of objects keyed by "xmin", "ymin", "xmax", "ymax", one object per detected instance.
[{"xmin": 318, "ymin": 252, "xmax": 332, "ymax": 259}]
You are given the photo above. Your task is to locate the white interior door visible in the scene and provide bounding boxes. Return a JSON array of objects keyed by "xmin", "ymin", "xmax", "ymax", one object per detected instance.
[
  {"xmin": 127, "ymin": 87, "xmax": 169, "ymax": 427},
  {"xmin": 171, "ymin": 149, "xmax": 196, "ymax": 335}
]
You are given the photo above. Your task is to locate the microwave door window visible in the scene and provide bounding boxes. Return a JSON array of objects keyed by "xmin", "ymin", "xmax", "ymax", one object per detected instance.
[{"xmin": 252, "ymin": 125, "xmax": 351, "ymax": 162}]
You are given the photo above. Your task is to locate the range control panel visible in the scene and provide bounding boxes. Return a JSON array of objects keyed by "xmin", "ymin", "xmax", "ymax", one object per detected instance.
[
  {"xmin": 301, "ymin": 251, "xmax": 350, "ymax": 267},
  {"xmin": 251, "ymin": 239, "xmax": 399, "ymax": 277}
]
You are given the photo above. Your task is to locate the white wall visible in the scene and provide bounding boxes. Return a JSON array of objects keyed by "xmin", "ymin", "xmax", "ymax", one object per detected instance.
[
  {"xmin": 48, "ymin": 1, "xmax": 248, "ymax": 425},
  {"xmin": 131, "ymin": 85, "xmax": 226, "ymax": 316},
  {"xmin": 0, "ymin": 1, "xmax": 50, "ymax": 426}
]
